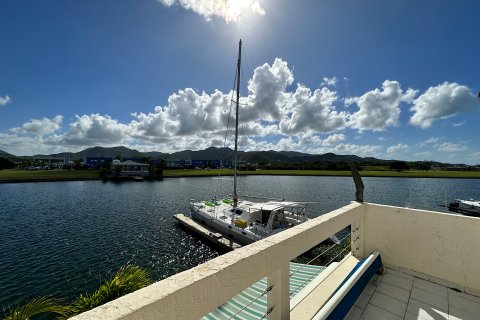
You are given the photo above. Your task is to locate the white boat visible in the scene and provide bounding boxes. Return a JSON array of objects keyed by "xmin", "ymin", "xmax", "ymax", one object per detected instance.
[
  {"xmin": 189, "ymin": 40, "xmax": 311, "ymax": 245},
  {"xmin": 190, "ymin": 198, "xmax": 309, "ymax": 245},
  {"xmin": 449, "ymin": 199, "xmax": 480, "ymax": 216}
]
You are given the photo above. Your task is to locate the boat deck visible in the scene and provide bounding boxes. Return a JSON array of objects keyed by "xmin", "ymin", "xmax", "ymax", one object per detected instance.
[{"xmin": 346, "ymin": 267, "xmax": 480, "ymax": 320}]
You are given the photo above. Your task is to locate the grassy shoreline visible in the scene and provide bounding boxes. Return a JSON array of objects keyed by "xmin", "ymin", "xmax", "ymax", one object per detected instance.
[{"xmin": 1, "ymin": 168, "xmax": 480, "ymax": 183}]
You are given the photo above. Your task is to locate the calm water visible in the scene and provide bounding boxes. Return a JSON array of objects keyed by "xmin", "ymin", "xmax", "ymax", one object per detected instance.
[{"xmin": 0, "ymin": 176, "xmax": 479, "ymax": 309}]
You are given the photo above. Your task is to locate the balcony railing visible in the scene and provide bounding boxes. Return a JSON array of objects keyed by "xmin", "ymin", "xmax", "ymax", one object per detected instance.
[{"xmin": 71, "ymin": 201, "xmax": 480, "ymax": 319}]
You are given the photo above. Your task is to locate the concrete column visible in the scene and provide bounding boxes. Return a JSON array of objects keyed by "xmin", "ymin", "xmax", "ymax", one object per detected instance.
[{"xmin": 267, "ymin": 261, "xmax": 290, "ymax": 319}]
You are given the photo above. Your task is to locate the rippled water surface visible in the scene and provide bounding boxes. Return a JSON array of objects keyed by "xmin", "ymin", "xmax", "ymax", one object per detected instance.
[{"xmin": 1, "ymin": 176, "xmax": 479, "ymax": 309}]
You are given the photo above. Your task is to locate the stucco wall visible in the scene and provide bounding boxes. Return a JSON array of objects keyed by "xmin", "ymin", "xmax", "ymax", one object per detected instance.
[{"xmin": 363, "ymin": 203, "xmax": 480, "ymax": 294}]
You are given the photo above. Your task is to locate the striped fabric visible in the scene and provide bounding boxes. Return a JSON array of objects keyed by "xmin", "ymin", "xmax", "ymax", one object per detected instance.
[{"xmin": 203, "ymin": 262, "xmax": 325, "ymax": 320}]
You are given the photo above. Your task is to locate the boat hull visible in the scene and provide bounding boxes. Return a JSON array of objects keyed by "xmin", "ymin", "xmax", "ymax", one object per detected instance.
[{"xmin": 448, "ymin": 199, "xmax": 480, "ymax": 217}]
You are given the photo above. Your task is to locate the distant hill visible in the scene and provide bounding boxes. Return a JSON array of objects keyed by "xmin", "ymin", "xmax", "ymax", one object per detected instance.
[
  {"xmin": 168, "ymin": 147, "xmax": 235, "ymax": 160},
  {"xmin": 4, "ymin": 146, "xmax": 475, "ymax": 168},
  {"xmin": 0, "ymin": 149, "xmax": 20, "ymax": 161},
  {"xmin": 0, "ymin": 146, "xmax": 406, "ymax": 165},
  {"xmin": 52, "ymin": 146, "xmax": 149, "ymax": 160}
]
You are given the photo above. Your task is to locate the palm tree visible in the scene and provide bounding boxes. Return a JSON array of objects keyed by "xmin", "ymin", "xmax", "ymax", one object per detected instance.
[
  {"xmin": 3, "ymin": 264, "xmax": 151, "ymax": 320},
  {"xmin": 3, "ymin": 297, "xmax": 68, "ymax": 320},
  {"xmin": 64, "ymin": 264, "xmax": 152, "ymax": 317}
]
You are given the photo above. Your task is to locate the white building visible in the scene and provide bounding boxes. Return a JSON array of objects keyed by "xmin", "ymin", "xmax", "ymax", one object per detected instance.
[{"xmin": 111, "ymin": 160, "xmax": 149, "ymax": 177}]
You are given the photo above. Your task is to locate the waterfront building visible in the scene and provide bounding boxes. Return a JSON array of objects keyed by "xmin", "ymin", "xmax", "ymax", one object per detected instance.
[
  {"xmin": 111, "ymin": 160, "xmax": 149, "ymax": 177},
  {"xmin": 192, "ymin": 159, "xmax": 208, "ymax": 168},
  {"xmin": 32, "ymin": 156, "xmax": 67, "ymax": 168},
  {"xmin": 223, "ymin": 159, "xmax": 247, "ymax": 168},
  {"xmin": 122, "ymin": 157, "xmax": 142, "ymax": 163},
  {"xmin": 85, "ymin": 157, "xmax": 113, "ymax": 169},
  {"xmin": 166, "ymin": 159, "xmax": 181, "ymax": 168}
]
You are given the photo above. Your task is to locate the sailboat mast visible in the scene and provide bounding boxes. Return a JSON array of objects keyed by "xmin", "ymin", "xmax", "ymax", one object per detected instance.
[{"xmin": 233, "ymin": 39, "xmax": 242, "ymax": 208}]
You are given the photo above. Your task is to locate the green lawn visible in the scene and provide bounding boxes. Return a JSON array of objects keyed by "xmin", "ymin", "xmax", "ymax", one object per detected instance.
[
  {"xmin": 163, "ymin": 168, "xmax": 480, "ymax": 179},
  {"xmin": 1, "ymin": 168, "xmax": 479, "ymax": 182},
  {"xmin": 0, "ymin": 169, "xmax": 101, "ymax": 181}
]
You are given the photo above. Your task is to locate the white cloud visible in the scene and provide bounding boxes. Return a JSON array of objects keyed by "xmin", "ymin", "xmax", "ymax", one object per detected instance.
[
  {"xmin": 129, "ymin": 58, "xmax": 345, "ymax": 142},
  {"xmin": 51, "ymin": 114, "xmax": 130, "ymax": 146},
  {"xmin": 0, "ymin": 95, "xmax": 10, "ymax": 106},
  {"xmin": 157, "ymin": 0, "xmax": 265, "ymax": 23},
  {"xmin": 250, "ymin": 1, "xmax": 265, "ymax": 15},
  {"xmin": 321, "ymin": 76, "xmax": 337, "ymax": 87},
  {"xmin": 387, "ymin": 143, "xmax": 409, "ymax": 154},
  {"xmin": 255, "ymin": 134, "xmax": 380, "ymax": 158},
  {"xmin": 402, "ymin": 88, "xmax": 418, "ymax": 103},
  {"xmin": 11, "ymin": 115, "xmax": 63, "ymax": 136},
  {"xmin": 414, "ymin": 151, "xmax": 433, "ymax": 158},
  {"xmin": 346, "ymin": 80, "xmax": 412, "ymax": 131},
  {"xmin": 275, "ymin": 136, "xmax": 299, "ymax": 151},
  {"xmin": 279, "ymin": 85, "xmax": 347, "ymax": 134},
  {"xmin": 322, "ymin": 133, "xmax": 345, "ymax": 146},
  {"xmin": 417, "ymin": 136, "xmax": 441, "ymax": 148},
  {"xmin": 280, "ymin": 137, "xmax": 382, "ymax": 157},
  {"xmin": 453, "ymin": 121, "xmax": 466, "ymax": 127},
  {"xmin": 436, "ymin": 142, "xmax": 467, "ymax": 152},
  {"xmin": 0, "ymin": 132, "xmax": 67, "ymax": 156},
  {"xmin": 424, "ymin": 137, "xmax": 440, "ymax": 144},
  {"xmin": 131, "ymin": 88, "xmax": 231, "ymax": 140},
  {"xmin": 243, "ymin": 58, "xmax": 294, "ymax": 122},
  {"xmin": 410, "ymin": 82, "xmax": 478, "ymax": 128},
  {"xmin": 328, "ymin": 143, "xmax": 382, "ymax": 157}
]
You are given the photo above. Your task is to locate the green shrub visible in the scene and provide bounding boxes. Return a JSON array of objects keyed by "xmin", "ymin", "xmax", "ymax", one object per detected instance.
[
  {"xmin": 3, "ymin": 297, "xmax": 68, "ymax": 320},
  {"xmin": 65, "ymin": 265, "xmax": 152, "ymax": 317}
]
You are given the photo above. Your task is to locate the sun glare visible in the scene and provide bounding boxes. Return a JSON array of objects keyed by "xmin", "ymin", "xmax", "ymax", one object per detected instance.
[{"xmin": 224, "ymin": 0, "xmax": 266, "ymax": 23}]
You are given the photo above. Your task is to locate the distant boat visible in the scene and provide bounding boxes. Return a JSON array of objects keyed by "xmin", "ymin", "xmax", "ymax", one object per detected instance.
[
  {"xmin": 448, "ymin": 199, "xmax": 480, "ymax": 216},
  {"xmin": 188, "ymin": 40, "xmax": 315, "ymax": 246}
]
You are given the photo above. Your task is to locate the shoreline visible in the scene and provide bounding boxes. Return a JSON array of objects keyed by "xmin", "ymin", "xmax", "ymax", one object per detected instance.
[
  {"xmin": 0, "ymin": 177, "xmax": 102, "ymax": 184},
  {"xmin": 1, "ymin": 170, "xmax": 480, "ymax": 183}
]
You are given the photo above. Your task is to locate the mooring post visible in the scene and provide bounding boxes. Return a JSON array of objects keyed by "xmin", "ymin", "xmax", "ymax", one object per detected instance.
[{"xmin": 350, "ymin": 163, "xmax": 364, "ymax": 202}]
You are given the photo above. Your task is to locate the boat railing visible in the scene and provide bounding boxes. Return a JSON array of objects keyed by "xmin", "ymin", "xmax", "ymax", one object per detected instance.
[{"xmin": 238, "ymin": 194, "xmax": 285, "ymax": 202}]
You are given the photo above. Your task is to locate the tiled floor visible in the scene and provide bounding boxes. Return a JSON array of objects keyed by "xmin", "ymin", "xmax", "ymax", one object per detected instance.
[{"xmin": 345, "ymin": 267, "xmax": 480, "ymax": 320}]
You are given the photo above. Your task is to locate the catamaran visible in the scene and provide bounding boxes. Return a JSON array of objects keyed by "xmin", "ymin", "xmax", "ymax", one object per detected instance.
[{"xmin": 189, "ymin": 40, "xmax": 311, "ymax": 245}]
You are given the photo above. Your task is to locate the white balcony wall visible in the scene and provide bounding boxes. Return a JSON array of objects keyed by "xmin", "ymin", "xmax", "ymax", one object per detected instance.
[{"xmin": 362, "ymin": 203, "xmax": 480, "ymax": 295}]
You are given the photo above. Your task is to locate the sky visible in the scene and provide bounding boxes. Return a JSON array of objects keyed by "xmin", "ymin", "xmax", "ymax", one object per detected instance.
[{"xmin": 0, "ymin": 0, "xmax": 479, "ymax": 164}]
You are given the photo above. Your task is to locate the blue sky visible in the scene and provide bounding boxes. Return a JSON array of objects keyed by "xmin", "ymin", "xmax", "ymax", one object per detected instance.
[{"xmin": 0, "ymin": 0, "xmax": 479, "ymax": 164}]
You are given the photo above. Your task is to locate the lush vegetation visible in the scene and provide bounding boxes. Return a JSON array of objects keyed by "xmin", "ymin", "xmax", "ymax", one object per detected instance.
[
  {"xmin": 2, "ymin": 265, "xmax": 152, "ymax": 320},
  {"xmin": 3, "ymin": 297, "xmax": 68, "ymax": 320},
  {"xmin": 0, "ymin": 157, "xmax": 15, "ymax": 170},
  {"xmin": 65, "ymin": 265, "xmax": 151, "ymax": 318}
]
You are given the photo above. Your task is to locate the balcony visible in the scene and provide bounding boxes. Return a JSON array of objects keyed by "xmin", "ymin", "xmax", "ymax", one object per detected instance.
[{"xmin": 71, "ymin": 202, "xmax": 480, "ymax": 319}]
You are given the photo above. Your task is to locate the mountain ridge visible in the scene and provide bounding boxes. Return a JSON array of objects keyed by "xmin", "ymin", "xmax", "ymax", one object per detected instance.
[{"xmin": 0, "ymin": 146, "xmax": 395, "ymax": 164}]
